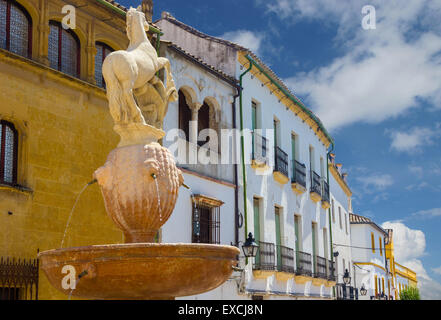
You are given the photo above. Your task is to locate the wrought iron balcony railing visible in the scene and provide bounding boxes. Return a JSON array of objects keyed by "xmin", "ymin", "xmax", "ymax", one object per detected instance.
[
  {"xmin": 291, "ymin": 160, "xmax": 307, "ymax": 188},
  {"xmin": 277, "ymin": 245, "xmax": 295, "ymax": 273},
  {"xmin": 314, "ymin": 255, "xmax": 328, "ymax": 279},
  {"xmin": 274, "ymin": 146, "xmax": 289, "ymax": 177},
  {"xmin": 336, "ymin": 284, "xmax": 358, "ymax": 300},
  {"xmin": 327, "ymin": 260, "xmax": 336, "ymax": 282},
  {"xmin": 254, "ymin": 241, "xmax": 276, "ymax": 271},
  {"xmin": 252, "ymin": 131, "xmax": 268, "ymax": 165},
  {"xmin": 321, "ymin": 179, "xmax": 330, "ymax": 204},
  {"xmin": 295, "ymin": 251, "xmax": 312, "ymax": 277},
  {"xmin": 310, "ymin": 170, "xmax": 322, "ymax": 196}
]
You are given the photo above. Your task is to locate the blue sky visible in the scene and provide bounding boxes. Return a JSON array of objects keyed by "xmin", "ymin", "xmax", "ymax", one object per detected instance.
[{"xmin": 120, "ymin": 0, "xmax": 441, "ymax": 299}]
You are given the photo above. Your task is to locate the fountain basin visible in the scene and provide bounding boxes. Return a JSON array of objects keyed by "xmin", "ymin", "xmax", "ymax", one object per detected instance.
[{"xmin": 38, "ymin": 243, "xmax": 240, "ymax": 300}]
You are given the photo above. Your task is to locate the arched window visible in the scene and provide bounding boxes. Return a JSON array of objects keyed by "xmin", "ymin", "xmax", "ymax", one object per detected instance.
[
  {"xmin": 0, "ymin": 120, "xmax": 18, "ymax": 185},
  {"xmin": 0, "ymin": 0, "xmax": 32, "ymax": 58},
  {"xmin": 178, "ymin": 90, "xmax": 191, "ymax": 141},
  {"xmin": 94, "ymin": 41, "xmax": 113, "ymax": 87},
  {"xmin": 48, "ymin": 21, "xmax": 80, "ymax": 77}
]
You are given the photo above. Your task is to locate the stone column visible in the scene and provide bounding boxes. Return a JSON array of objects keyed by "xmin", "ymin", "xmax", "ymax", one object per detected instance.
[
  {"xmin": 86, "ymin": 21, "xmax": 97, "ymax": 84},
  {"xmin": 37, "ymin": 0, "xmax": 50, "ymax": 66},
  {"xmin": 188, "ymin": 103, "xmax": 201, "ymax": 164}
]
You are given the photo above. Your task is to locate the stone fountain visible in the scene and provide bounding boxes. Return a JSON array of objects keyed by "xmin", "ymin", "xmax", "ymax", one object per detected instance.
[{"xmin": 37, "ymin": 7, "xmax": 239, "ymax": 300}]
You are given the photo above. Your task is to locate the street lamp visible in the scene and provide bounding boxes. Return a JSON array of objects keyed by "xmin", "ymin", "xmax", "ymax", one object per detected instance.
[
  {"xmin": 242, "ymin": 233, "xmax": 259, "ymax": 258},
  {"xmin": 343, "ymin": 269, "xmax": 351, "ymax": 285},
  {"xmin": 360, "ymin": 284, "xmax": 367, "ymax": 296}
]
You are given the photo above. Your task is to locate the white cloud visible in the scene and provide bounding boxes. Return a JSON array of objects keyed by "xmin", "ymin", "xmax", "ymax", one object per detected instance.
[
  {"xmin": 381, "ymin": 221, "xmax": 441, "ymax": 299},
  {"xmin": 219, "ymin": 30, "xmax": 264, "ymax": 55},
  {"xmin": 356, "ymin": 174, "xmax": 394, "ymax": 191},
  {"xmin": 382, "ymin": 221, "xmax": 426, "ymax": 262},
  {"xmin": 388, "ymin": 127, "xmax": 439, "ymax": 153},
  {"xmin": 432, "ymin": 266, "xmax": 441, "ymax": 275},
  {"xmin": 408, "ymin": 165, "xmax": 423, "ymax": 178},
  {"xmin": 413, "ymin": 207, "xmax": 441, "ymax": 218},
  {"xmin": 261, "ymin": 0, "xmax": 441, "ymax": 130}
]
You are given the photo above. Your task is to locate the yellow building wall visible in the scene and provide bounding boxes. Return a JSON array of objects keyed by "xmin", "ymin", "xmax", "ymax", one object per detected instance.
[{"xmin": 0, "ymin": 0, "xmax": 133, "ymax": 300}]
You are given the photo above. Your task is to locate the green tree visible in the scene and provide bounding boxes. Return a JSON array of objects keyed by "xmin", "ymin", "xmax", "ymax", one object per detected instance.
[{"xmin": 399, "ymin": 286, "xmax": 420, "ymax": 300}]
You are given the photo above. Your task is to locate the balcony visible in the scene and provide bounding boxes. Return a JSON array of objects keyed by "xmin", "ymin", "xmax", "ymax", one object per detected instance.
[
  {"xmin": 273, "ymin": 146, "xmax": 289, "ymax": 184},
  {"xmin": 291, "ymin": 160, "xmax": 307, "ymax": 195},
  {"xmin": 321, "ymin": 179, "xmax": 330, "ymax": 209},
  {"xmin": 254, "ymin": 241, "xmax": 276, "ymax": 271},
  {"xmin": 251, "ymin": 131, "xmax": 268, "ymax": 169},
  {"xmin": 310, "ymin": 170, "xmax": 322, "ymax": 203},
  {"xmin": 327, "ymin": 260, "xmax": 336, "ymax": 282},
  {"xmin": 277, "ymin": 245, "xmax": 295, "ymax": 274},
  {"xmin": 295, "ymin": 251, "xmax": 312, "ymax": 280},
  {"xmin": 314, "ymin": 255, "xmax": 328, "ymax": 280},
  {"xmin": 336, "ymin": 284, "xmax": 358, "ymax": 300}
]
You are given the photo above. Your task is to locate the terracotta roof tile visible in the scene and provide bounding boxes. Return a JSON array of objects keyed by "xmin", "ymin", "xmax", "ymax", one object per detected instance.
[
  {"xmin": 349, "ymin": 213, "xmax": 387, "ymax": 235},
  {"xmin": 166, "ymin": 43, "xmax": 238, "ymax": 86}
]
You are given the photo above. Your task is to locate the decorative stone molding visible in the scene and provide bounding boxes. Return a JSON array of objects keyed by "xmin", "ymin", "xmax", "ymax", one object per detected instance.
[
  {"xmin": 253, "ymin": 270, "xmax": 275, "ymax": 280},
  {"xmin": 310, "ymin": 191, "xmax": 321, "ymax": 203},
  {"xmin": 273, "ymin": 171, "xmax": 289, "ymax": 185},
  {"xmin": 294, "ymin": 275, "xmax": 312, "ymax": 284},
  {"xmin": 191, "ymin": 194, "xmax": 224, "ymax": 208},
  {"xmin": 275, "ymin": 271, "xmax": 294, "ymax": 282},
  {"xmin": 291, "ymin": 182, "xmax": 306, "ymax": 195}
]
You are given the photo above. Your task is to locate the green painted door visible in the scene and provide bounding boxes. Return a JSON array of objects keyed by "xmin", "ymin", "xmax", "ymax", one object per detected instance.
[
  {"xmin": 253, "ymin": 198, "xmax": 260, "ymax": 266},
  {"xmin": 275, "ymin": 207, "xmax": 282, "ymax": 270}
]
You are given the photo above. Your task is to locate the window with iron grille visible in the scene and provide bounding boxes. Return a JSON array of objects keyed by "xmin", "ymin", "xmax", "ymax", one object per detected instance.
[
  {"xmin": 191, "ymin": 198, "xmax": 221, "ymax": 244},
  {"xmin": 0, "ymin": 257, "xmax": 39, "ymax": 300},
  {"xmin": 0, "ymin": 120, "xmax": 18, "ymax": 185},
  {"xmin": 0, "ymin": 0, "xmax": 32, "ymax": 58},
  {"xmin": 48, "ymin": 21, "xmax": 80, "ymax": 78},
  {"xmin": 95, "ymin": 42, "xmax": 113, "ymax": 87}
]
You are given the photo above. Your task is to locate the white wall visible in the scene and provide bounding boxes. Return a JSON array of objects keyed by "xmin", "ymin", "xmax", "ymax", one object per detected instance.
[{"xmin": 236, "ymin": 61, "xmax": 333, "ymax": 298}]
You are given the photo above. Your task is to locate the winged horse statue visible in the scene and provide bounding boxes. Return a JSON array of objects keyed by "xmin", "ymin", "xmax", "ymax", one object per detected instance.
[{"xmin": 102, "ymin": 7, "xmax": 177, "ymax": 129}]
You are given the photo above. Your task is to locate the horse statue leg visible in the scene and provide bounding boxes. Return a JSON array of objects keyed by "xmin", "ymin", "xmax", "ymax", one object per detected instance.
[{"xmin": 121, "ymin": 79, "xmax": 146, "ymax": 124}]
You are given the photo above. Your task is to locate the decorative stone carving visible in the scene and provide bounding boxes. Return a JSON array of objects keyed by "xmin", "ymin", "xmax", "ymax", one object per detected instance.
[
  {"xmin": 102, "ymin": 6, "xmax": 177, "ymax": 146},
  {"xmin": 94, "ymin": 142, "xmax": 184, "ymax": 243},
  {"xmin": 95, "ymin": 7, "xmax": 183, "ymax": 242}
]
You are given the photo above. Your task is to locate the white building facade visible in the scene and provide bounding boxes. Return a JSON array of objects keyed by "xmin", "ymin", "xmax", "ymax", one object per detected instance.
[
  {"xmin": 349, "ymin": 213, "xmax": 389, "ymax": 300},
  {"xmin": 156, "ymin": 12, "xmax": 342, "ymax": 300},
  {"xmin": 327, "ymin": 157, "xmax": 355, "ymax": 299}
]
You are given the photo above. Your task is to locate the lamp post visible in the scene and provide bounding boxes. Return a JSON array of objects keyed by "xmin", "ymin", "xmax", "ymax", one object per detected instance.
[
  {"xmin": 360, "ymin": 284, "xmax": 367, "ymax": 296},
  {"xmin": 343, "ymin": 268, "xmax": 351, "ymax": 285},
  {"xmin": 242, "ymin": 232, "xmax": 259, "ymax": 258}
]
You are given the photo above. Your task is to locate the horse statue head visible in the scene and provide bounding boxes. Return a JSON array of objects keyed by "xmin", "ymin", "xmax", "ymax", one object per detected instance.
[{"xmin": 126, "ymin": 7, "xmax": 149, "ymax": 44}]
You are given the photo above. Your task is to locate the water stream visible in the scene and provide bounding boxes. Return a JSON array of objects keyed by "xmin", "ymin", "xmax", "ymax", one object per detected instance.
[
  {"xmin": 153, "ymin": 178, "xmax": 162, "ymax": 223},
  {"xmin": 60, "ymin": 180, "xmax": 97, "ymax": 249}
]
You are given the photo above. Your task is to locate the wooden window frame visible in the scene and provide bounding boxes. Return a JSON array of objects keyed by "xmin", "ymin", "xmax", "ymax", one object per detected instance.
[
  {"xmin": 0, "ymin": 120, "xmax": 18, "ymax": 185},
  {"xmin": 371, "ymin": 232, "xmax": 376, "ymax": 253}
]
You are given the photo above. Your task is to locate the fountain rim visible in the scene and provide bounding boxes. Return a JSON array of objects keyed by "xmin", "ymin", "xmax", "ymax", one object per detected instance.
[{"xmin": 38, "ymin": 243, "xmax": 241, "ymax": 261}]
